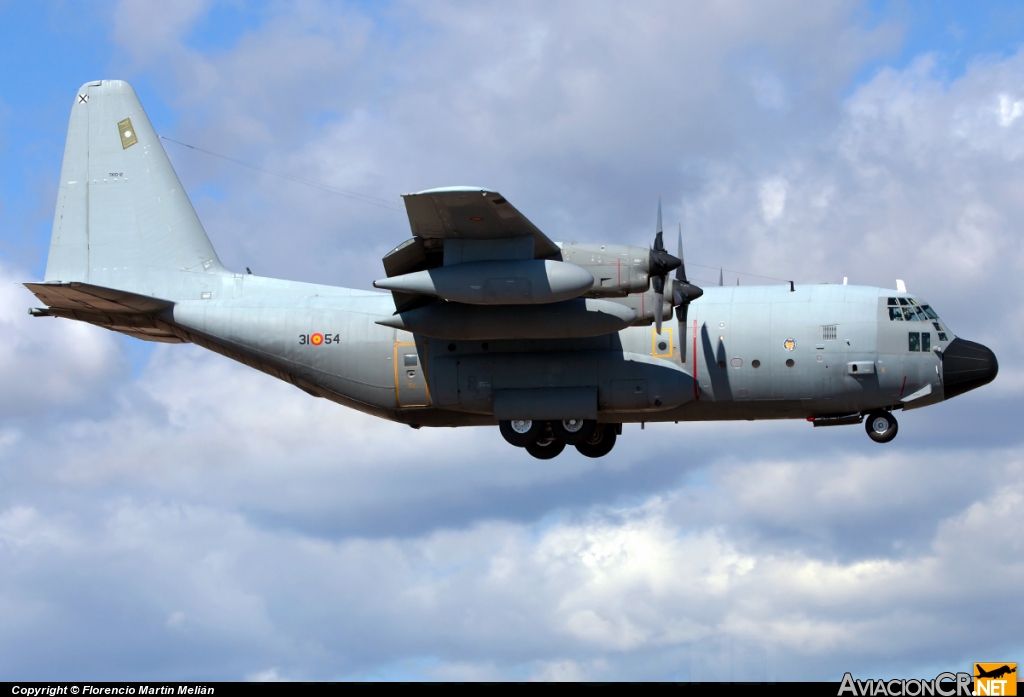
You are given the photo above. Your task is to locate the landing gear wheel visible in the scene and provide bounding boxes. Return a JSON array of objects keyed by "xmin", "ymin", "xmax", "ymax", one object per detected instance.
[
  {"xmin": 575, "ymin": 424, "xmax": 617, "ymax": 458},
  {"xmin": 526, "ymin": 435, "xmax": 566, "ymax": 459},
  {"xmin": 550, "ymin": 419, "xmax": 597, "ymax": 445},
  {"xmin": 865, "ymin": 411, "xmax": 898, "ymax": 443},
  {"xmin": 500, "ymin": 419, "xmax": 545, "ymax": 447}
]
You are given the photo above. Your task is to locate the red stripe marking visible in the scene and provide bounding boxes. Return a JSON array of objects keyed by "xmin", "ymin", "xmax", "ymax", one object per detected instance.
[
  {"xmin": 899, "ymin": 375, "xmax": 907, "ymax": 398},
  {"xmin": 693, "ymin": 319, "xmax": 699, "ymax": 401}
]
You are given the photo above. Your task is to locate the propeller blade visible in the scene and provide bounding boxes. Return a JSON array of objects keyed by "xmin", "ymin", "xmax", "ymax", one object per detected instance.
[
  {"xmin": 677, "ymin": 302, "xmax": 688, "ymax": 361},
  {"xmin": 648, "ymin": 198, "xmax": 680, "ymax": 308},
  {"xmin": 719, "ymin": 267, "xmax": 723, "ymax": 286},
  {"xmin": 671, "ymin": 220, "xmax": 703, "ymax": 363},
  {"xmin": 652, "ymin": 274, "xmax": 665, "ymax": 334},
  {"xmin": 676, "ymin": 224, "xmax": 688, "ymax": 283}
]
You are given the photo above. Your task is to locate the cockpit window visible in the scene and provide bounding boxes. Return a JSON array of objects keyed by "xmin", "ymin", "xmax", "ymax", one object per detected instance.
[{"xmin": 888, "ymin": 297, "xmax": 943, "ymax": 327}]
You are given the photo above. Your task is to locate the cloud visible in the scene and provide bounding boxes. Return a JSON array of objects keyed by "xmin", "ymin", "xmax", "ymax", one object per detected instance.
[{"xmin": 0, "ymin": 261, "xmax": 124, "ymax": 418}]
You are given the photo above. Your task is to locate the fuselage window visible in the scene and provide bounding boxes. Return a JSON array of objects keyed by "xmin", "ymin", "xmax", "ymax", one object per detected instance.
[
  {"xmin": 909, "ymin": 332, "xmax": 921, "ymax": 351},
  {"xmin": 898, "ymin": 298, "xmax": 909, "ymax": 306},
  {"xmin": 889, "ymin": 307, "xmax": 904, "ymax": 321},
  {"xmin": 903, "ymin": 307, "xmax": 918, "ymax": 321},
  {"xmin": 922, "ymin": 305, "xmax": 938, "ymax": 319},
  {"xmin": 922, "ymin": 332, "xmax": 931, "ymax": 351}
]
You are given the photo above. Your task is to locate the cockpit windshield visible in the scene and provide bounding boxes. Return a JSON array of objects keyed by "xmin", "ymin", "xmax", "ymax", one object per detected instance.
[{"xmin": 887, "ymin": 297, "xmax": 948, "ymax": 340}]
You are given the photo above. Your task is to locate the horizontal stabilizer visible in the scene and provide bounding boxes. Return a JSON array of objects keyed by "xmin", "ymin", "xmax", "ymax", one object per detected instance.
[{"xmin": 25, "ymin": 281, "xmax": 182, "ymax": 343}]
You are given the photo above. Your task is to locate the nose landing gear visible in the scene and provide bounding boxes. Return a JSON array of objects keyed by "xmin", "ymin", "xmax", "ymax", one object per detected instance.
[
  {"xmin": 865, "ymin": 411, "xmax": 898, "ymax": 443},
  {"xmin": 499, "ymin": 420, "xmax": 618, "ymax": 458}
]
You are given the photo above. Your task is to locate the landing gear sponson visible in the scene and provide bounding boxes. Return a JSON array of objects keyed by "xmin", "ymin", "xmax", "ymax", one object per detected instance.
[{"xmin": 500, "ymin": 420, "xmax": 619, "ymax": 459}]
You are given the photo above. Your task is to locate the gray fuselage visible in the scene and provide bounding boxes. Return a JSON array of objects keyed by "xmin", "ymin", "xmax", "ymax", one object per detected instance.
[{"xmin": 168, "ymin": 275, "xmax": 949, "ymax": 427}]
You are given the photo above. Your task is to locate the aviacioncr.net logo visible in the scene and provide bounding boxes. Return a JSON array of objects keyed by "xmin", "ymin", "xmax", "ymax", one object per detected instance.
[{"xmin": 839, "ymin": 672, "xmax": 973, "ymax": 696}]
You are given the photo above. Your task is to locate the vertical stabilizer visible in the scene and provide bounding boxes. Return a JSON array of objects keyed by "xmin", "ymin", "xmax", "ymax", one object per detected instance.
[{"xmin": 44, "ymin": 80, "xmax": 227, "ymax": 298}]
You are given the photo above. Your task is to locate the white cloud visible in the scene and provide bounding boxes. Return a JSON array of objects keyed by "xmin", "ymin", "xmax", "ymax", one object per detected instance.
[
  {"xmin": 997, "ymin": 93, "xmax": 1024, "ymax": 127},
  {"xmin": 759, "ymin": 177, "xmax": 789, "ymax": 222},
  {"xmin": 0, "ymin": 261, "xmax": 124, "ymax": 417}
]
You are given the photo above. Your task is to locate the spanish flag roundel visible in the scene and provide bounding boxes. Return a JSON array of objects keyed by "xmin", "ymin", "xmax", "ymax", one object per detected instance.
[{"xmin": 311, "ymin": 333, "xmax": 324, "ymax": 346}]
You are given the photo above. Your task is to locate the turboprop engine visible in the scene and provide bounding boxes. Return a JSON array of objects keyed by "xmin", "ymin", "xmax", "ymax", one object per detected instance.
[{"xmin": 559, "ymin": 242, "xmax": 655, "ymax": 297}]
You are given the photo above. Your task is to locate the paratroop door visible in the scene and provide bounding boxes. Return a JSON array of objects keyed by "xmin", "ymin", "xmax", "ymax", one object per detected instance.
[{"xmin": 394, "ymin": 341, "xmax": 430, "ymax": 407}]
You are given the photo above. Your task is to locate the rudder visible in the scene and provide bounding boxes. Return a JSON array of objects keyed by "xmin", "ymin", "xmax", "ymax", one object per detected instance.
[{"xmin": 45, "ymin": 80, "xmax": 227, "ymax": 299}]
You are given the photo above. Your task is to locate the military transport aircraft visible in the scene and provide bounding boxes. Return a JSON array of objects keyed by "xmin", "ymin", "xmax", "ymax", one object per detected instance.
[{"xmin": 25, "ymin": 81, "xmax": 999, "ymax": 459}]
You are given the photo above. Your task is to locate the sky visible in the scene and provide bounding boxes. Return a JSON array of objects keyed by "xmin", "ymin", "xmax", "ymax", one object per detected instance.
[{"xmin": 1, "ymin": 0, "xmax": 1023, "ymax": 682}]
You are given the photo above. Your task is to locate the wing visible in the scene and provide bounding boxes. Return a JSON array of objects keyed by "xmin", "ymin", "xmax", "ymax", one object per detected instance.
[
  {"xmin": 383, "ymin": 187, "xmax": 561, "ymax": 312},
  {"xmin": 402, "ymin": 187, "xmax": 560, "ymax": 256}
]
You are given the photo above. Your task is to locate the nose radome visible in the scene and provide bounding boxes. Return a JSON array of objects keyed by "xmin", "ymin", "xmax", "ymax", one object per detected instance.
[{"xmin": 942, "ymin": 338, "xmax": 999, "ymax": 400}]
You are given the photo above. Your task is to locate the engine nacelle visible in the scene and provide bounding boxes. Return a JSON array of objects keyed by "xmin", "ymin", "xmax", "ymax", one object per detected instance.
[
  {"xmin": 374, "ymin": 259, "xmax": 594, "ymax": 305},
  {"xmin": 559, "ymin": 242, "xmax": 651, "ymax": 297}
]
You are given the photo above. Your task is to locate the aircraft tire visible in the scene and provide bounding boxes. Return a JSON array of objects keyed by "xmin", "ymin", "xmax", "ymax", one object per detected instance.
[
  {"xmin": 575, "ymin": 424, "xmax": 617, "ymax": 458},
  {"xmin": 526, "ymin": 436, "xmax": 566, "ymax": 459},
  {"xmin": 500, "ymin": 419, "xmax": 545, "ymax": 447},
  {"xmin": 865, "ymin": 411, "xmax": 898, "ymax": 443},
  {"xmin": 551, "ymin": 419, "xmax": 597, "ymax": 445}
]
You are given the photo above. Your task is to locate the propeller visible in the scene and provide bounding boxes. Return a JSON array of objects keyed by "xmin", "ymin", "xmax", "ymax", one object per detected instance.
[
  {"xmin": 650, "ymin": 197, "xmax": 682, "ymax": 334},
  {"xmin": 672, "ymin": 223, "xmax": 703, "ymax": 361}
]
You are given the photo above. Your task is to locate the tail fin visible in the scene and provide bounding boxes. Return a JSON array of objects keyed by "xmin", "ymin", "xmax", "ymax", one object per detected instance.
[{"xmin": 44, "ymin": 80, "xmax": 227, "ymax": 299}]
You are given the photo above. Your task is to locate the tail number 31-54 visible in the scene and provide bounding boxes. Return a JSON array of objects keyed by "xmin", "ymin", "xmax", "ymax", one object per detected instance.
[{"xmin": 299, "ymin": 333, "xmax": 340, "ymax": 346}]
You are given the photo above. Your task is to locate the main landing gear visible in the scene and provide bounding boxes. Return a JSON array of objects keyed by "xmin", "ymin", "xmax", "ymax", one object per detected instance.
[
  {"xmin": 500, "ymin": 420, "xmax": 618, "ymax": 459},
  {"xmin": 865, "ymin": 410, "xmax": 898, "ymax": 443}
]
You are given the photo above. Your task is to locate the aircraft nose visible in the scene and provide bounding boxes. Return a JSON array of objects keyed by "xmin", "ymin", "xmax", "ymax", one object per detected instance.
[{"xmin": 942, "ymin": 337, "xmax": 999, "ymax": 400}]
